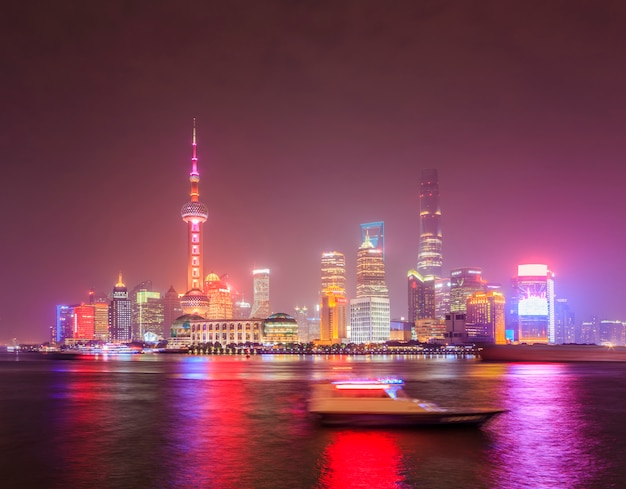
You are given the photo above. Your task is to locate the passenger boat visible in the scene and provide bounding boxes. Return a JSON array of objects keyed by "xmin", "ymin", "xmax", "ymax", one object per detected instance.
[{"xmin": 308, "ymin": 379, "xmax": 505, "ymax": 427}]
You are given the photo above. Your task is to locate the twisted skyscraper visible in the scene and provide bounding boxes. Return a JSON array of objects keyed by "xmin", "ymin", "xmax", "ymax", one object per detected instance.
[{"xmin": 417, "ymin": 169, "xmax": 443, "ymax": 278}]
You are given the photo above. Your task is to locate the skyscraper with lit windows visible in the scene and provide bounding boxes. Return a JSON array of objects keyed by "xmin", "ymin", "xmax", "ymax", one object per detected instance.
[
  {"xmin": 109, "ymin": 273, "xmax": 132, "ymax": 342},
  {"xmin": 180, "ymin": 119, "xmax": 210, "ymax": 316},
  {"xmin": 466, "ymin": 291, "xmax": 506, "ymax": 344},
  {"xmin": 250, "ymin": 269, "xmax": 270, "ymax": 318},
  {"xmin": 417, "ymin": 169, "xmax": 443, "ymax": 278},
  {"xmin": 350, "ymin": 223, "xmax": 390, "ymax": 342},
  {"xmin": 320, "ymin": 251, "xmax": 348, "ymax": 344},
  {"xmin": 511, "ymin": 264, "xmax": 555, "ymax": 344}
]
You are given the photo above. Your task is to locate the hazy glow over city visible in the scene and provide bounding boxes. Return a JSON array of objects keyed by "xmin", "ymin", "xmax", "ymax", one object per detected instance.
[{"xmin": 2, "ymin": 1, "xmax": 626, "ymax": 342}]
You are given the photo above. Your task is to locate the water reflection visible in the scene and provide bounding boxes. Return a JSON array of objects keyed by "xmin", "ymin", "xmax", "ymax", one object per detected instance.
[{"xmin": 487, "ymin": 363, "xmax": 606, "ymax": 488}]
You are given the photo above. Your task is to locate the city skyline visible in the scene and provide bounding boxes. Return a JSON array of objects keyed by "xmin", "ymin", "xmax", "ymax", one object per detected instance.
[{"xmin": 2, "ymin": 1, "xmax": 626, "ymax": 342}]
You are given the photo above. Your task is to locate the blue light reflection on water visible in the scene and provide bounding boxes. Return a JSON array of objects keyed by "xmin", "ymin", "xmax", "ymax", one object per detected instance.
[{"xmin": 2, "ymin": 354, "xmax": 626, "ymax": 488}]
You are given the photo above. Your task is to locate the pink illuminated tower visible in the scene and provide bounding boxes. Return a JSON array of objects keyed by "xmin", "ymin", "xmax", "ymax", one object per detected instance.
[{"xmin": 180, "ymin": 119, "xmax": 210, "ymax": 316}]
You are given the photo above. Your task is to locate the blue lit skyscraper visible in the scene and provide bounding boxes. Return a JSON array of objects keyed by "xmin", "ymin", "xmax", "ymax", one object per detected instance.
[{"xmin": 417, "ymin": 169, "xmax": 443, "ymax": 278}]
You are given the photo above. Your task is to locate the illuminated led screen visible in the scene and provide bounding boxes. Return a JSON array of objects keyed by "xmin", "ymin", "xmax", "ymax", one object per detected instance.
[{"xmin": 518, "ymin": 296, "xmax": 548, "ymax": 316}]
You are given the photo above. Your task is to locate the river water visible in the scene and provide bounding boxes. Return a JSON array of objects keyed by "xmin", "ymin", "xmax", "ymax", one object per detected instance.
[{"xmin": 1, "ymin": 353, "xmax": 625, "ymax": 489}]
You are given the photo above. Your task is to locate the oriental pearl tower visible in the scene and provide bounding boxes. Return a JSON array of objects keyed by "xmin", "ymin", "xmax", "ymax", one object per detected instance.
[{"xmin": 179, "ymin": 119, "xmax": 210, "ymax": 316}]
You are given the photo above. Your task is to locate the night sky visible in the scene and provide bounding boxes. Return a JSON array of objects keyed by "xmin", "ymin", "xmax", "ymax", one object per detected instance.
[{"xmin": 2, "ymin": 0, "xmax": 626, "ymax": 343}]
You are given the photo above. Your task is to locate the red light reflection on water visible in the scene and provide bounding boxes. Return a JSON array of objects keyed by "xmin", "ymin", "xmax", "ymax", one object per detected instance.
[{"xmin": 317, "ymin": 431, "xmax": 404, "ymax": 489}]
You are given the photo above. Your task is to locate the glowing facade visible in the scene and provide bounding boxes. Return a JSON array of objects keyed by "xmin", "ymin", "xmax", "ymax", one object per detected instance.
[
  {"xmin": 109, "ymin": 273, "xmax": 132, "ymax": 342},
  {"xmin": 204, "ymin": 273, "xmax": 234, "ymax": 319},
  {"xmin": 180, "ymin": 120, "xmax": 210, "ymax": 316},
  {"xmin": 449, "ymin": 268, "xmax": 485, "ymax": 313},
  {"xmin": 407, "ymin": 270, "xmax": 435, "ymax": 322},
  {"xmin": 356, "ymin": 230, "xmax": 388, "ymax": 299},
  {"xmin": 250, "ymin": 269, "xmax": 270, "ymax": 318},
  {"xmin": 417, "ymin": 169, "xmax": 443, "ymax": 278},
  {"xmin": 465, "ymin": 291, "xmax": 506, "ymax": 344},
  {"xmin": 350, "ymin": 223, "xmax": 390, "ymax": 342},
  {"xmin": 511, "ymin": 264, "xmax": 555, "ymax": 344},
  {"xmin": 320, "ymin": 251, "xmax": 348, "ymax": 344}
]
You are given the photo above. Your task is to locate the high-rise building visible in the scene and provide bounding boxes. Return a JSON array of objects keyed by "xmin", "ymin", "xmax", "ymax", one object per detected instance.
[
  {"xmin": 72, "ymin": 304, "xmax": 95, "ymax": 341},
  {"xmin": 417, "ymin": 169, "xmax": 443, "ymax": 278},
  {"xmin": 599, "ymin": 320, "xmax": 624, "ymax": 346},
  {"xmin": 349, "ymin": 297, "xmax": 391, "ymax": 343},
  {"xmin": 250, "ymin": 269, "xmax": 270, "ymax": 318},
  {"xmin": 233, "ymin": 299, "xmax": 252, "ymax": 319},
  {"xmin": 321, "ymin": 251, "xmax": 346, "ymax": 295},
  {"xmin": 93, "ymin": 300, "xmax": 109, "ymax": 342},
  {"xmin": 320, "ymin": 251, "xmax": 348, "ymax": 344},
  {"xmin": 134, "ymin": 290, "xmax": 164, "ymax": 341},
  {"xmin": 554, "ymin": 298, "xmax": 575, "ymax": 344},
  {"xmin": 204, "ymin": 273, "xmax": 233, "ymax": 319},
  {"xmin": 407, "ymin": 270, "xmax": 435, "ymax": 322},
  {"xmin": 449, "ymin": 268, "xmax": 485, "ymax": 314},
  {"xmin": 109, "ymin": 273, "xmax": 132, "ymax": 342},
  {"xmin": 356, "ymin": 229, "xmax": 388, "ymax": 299},
  {"xmin": 350, "ymin": 223, "xmax": 390, "ymax": 342},
  {"xmin": 434, "ymin": 278, "xmax": 451, "ymax": 319},
  {"xmin": 465, "ymin": 291, "xmax": 506, "ymax": 344},
  {"xmin": 180, "ymin": 120, "xmax": 210, "ymax": 316},
  {"xmin": 163, "ymin": 286, "xmax": 182, "ymax": 336},
  {"xmin": 511, "ymin": 264, "xmax": 555, "ymax": 344},
  {"xmin": 55, "ymin": 305, "xmax": 75, "ymax": 344}
]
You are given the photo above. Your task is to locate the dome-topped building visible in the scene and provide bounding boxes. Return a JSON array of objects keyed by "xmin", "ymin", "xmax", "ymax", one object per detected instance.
[{"xmin": 263, "ymin": 313, "xmax": 299, "ymax": 344}]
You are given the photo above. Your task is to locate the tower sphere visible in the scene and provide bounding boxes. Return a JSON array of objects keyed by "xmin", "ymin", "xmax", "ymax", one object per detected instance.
[
  {"xmin": 180, "ymin": 288, "xmax": 210, "ymax": 315},
  {"xmin": 181, "ymin": 201, "xmax": 209, "ymax": 222}
]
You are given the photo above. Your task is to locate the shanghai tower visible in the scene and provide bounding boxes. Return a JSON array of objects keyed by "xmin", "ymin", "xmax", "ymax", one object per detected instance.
[{"xmin": 417, "ymin": 169, "xmax": 443, "ymax": 278}]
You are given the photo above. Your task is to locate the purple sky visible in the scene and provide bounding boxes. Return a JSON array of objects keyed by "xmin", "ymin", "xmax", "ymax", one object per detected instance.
[{"xmin": 2, "ymin": 0, "xmax": 626, "ymax": 343}]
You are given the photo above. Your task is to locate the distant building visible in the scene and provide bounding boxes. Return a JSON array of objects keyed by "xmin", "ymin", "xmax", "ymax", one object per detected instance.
[
  {"xmin": 233, "ymin": 299, "xmax": 252, "ymax": 319},
  {"xmin": 250, "ymin": 269, "xmax": 270, "ymax": 318},
  {"xmin": 510, "ymin": 264, "xmax": 555, "ymax": 344},
  {"xmin": 350, "ymin": 297, "xmax": 391, "ymax": 344},
  {"xmin": 434, "ymin": 278, "xmax": 451, "ymax": 319},
  {"xmin": 185, "ymin": 317, "xmax": 263, "ymax": 346},
  {"xmin": 72, "ymin": 304, "xmax": 95, "ymax": 341},
  {"xmin": 414, "ymin": 318, "xmax": 446, "ymax": 343},
  {"xmin": 465, "ymin": 291, "xmax": 506, "ymax": 344},
  {"xmin": 263, "ymin": 313, "xmax": 299, "ymax": 344},
  {"xmin": 390, "ymin": 319, "xmax": 413, "ymax": 342},
  {"xmin": 350, "ymin": 223, "xmax": 390, "ymax": 343},
  {"xmin": 109, "ymin": 273, "xmax": 132, "ymax": 342},
  {"xmin": 407, "ymin": 270, "xmax": 435, "ymax": 322},
  {"xmin": 293, "ymin": 306, "xmax": 313, "ymax": 343},
  {"xmin": 320, "ymin": 251, "xmax": 348, "ymax": 344},
  {"xmin": 554, "ymin": 298, "xmax": 575, "ymax": 344},
  {"xmin": 417, "ymin": 169, "xmax": 443, "ymax": 278},
  {"xmin": 163, "ymin": 286, "xmax": 182, "ymax": 337},
  {"xmin": 204, "ymin": 273, "xmax": 233, "ymax": 319},
  {"xmin": 55, "ymin": 305, "xmax": 76, "ymax": 344},
  {"xmin": 599, "ymin": 320, "xmax": 624, "ymax": 346},
  {"xmin": 444, "ymin": 312, "xmax": 466, "ymax": 344},
  {"xmin": 449, "ymin": 268, "xmax": 485, "ymax": 314}
]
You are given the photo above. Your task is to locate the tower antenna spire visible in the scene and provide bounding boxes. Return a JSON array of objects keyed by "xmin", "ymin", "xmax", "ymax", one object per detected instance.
[{"xmin": 191, "ymin": 117, "xmax": 198, "ymax": 176}]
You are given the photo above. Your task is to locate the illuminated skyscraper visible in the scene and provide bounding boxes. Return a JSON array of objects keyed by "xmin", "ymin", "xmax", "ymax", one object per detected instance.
[
  {"xmin": 180, "ymin": 119, "xmax": 210, "ymax": 316},
  {"xmin": 109, "ymin": 273, "xmax": 132, "ymax": 342},
  {"xmin": 511, "ymin": 264, "xmax": 555, "ymax": 344},
  {"xmin": 466, "ymin": 291, "xmax": 506, "ymax": 344},
  {"xmin": 417, "ymin": 169, "xmax": 443, "ymax": 278},
  {"xmin": 72, "ymin": 304, "xmax": 95, "ymax": 341},
  {"xmin": 250, "ymin": 269, "xmax": 270, "ymax": 318},
  {"xmin": 407, "ymin": 270, "xmax": 435, "ymax": 322},
  {"xmin": 449, "ymin": 268, "xmax": 485, "ymax": 313},
  {"xmin": 356, "ymin": 225, "xmax": 388, "ymax": 299},
  {"xmin": 204, "ymin": 273, "xmax": 233, "ymax": 319},
  {"xmin": 554, "ymin": 298, "xmax": 575, "ymax": 344},
  {"xmin": 320, "ymin": 251, "xmax": 348, "ymax": 344},
  {"xmin": 350, "ymin": 223, "xmax": 390, "ymax": 342}
]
